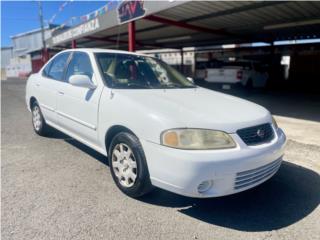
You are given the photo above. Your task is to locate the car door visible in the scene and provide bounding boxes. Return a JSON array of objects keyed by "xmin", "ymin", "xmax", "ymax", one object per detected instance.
[
  {"xmin": 36, "ymin": 52, "xmax": 71, "ymax": 125},
  {"xmin": 56, "ymin": 51, "xmax": 103, "ymax": 145}
]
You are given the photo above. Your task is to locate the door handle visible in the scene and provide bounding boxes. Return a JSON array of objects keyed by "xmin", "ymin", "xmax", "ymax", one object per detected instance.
[{"xmin": 58, "ymin": 91, "xmax": 64, "ymax": 95}]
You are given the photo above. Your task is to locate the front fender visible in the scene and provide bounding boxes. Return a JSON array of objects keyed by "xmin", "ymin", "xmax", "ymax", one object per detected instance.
[
  {"xmin": 97, "ymin": 88, "xmax": 182, "ymax": 149},
  {"xmin": 25, "ymin": 73, "xmax": 38, "ymax": 111}
]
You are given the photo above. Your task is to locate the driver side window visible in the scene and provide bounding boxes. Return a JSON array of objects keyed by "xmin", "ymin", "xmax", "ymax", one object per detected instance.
[
  {"xmin": 45, "ymin": 52, "xmax": 70, "ymax": 81},
  {"xmin": 65, "ymin": 52, "xmax": 93, "ymax": 82}
]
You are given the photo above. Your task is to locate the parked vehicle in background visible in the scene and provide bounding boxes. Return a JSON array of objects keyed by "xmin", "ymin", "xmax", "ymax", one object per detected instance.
[
  {"xmin": 26, "ymin": 49, "xmax": 286, "ymax": 199},
  {"xmin": 196, "ymin": 60, "xmax": 269, "ymax": 88}
]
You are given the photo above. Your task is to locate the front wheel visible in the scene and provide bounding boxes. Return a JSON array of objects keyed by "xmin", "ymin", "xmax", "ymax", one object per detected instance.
[{"xmin": 108, "ymin": 132, "xmax": 153, "ymax": 198}]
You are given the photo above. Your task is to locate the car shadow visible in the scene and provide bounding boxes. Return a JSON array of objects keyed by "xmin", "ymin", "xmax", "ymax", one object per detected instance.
[
  {"xmin": 139, "ymin": 161, "xmax": 320, "ymax": 231},
  {"xmin": 65, "ymin": 138, "xmax": 109, "ymax": 166},
  {"xmin": 49, "ymin": 132, "xmax": 320, "ymax": 232},
  {"xmin": 46, "ymin": 129, "xmax": 108, "ymax": 165},
  {"xmin": 45, "ymin": 128, "xmax": 71, "ymax": 139}
]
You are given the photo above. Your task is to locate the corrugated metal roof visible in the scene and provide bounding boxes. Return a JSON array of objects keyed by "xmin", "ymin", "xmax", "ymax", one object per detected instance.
[{"xmin": 50, "ymin": 1, "xmax": 320, "ymax": 50}]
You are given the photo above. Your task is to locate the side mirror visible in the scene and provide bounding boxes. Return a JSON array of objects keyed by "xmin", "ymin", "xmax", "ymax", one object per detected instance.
[
  {"xmin": 187, "ymin": 77, "xmax": 194, "ymax": 83},
  {"xmin": 69, "ymin": 74, "xmax": 96, "ymax": 89}
]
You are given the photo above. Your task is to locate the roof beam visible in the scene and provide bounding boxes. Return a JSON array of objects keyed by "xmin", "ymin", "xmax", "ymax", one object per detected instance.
[
  {"xmin": 144, "ymin": 15, "xmax": 234, "ymax": 37},
  {"xmin": 85, "ymin": 36, "xmax": 127, "ymax": 44},
  {"xmin": 84, "ymin": 36, "xmax": 164, "ymax": 49}
]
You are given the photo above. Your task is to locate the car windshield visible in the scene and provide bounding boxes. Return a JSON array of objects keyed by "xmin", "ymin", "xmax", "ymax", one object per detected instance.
[{"xmin": 95, "ymin": 53, "xmax": 196, "ymax": 89}]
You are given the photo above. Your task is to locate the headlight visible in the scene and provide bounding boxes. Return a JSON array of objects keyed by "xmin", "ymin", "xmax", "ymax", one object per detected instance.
[
  {"xmin": 161, "ymin": 129, "xmax": 236, "ymax": 150},
  {"xmin": 272, "ymin": 116, "xmax": 278, "ymax": 129}
]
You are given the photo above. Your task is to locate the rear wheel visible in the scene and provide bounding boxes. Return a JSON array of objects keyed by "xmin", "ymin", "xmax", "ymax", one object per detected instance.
[
  {"xmin": 31, "ymin": 101, "xmax": 50, "ymax": 136},
  {"xmin": 109, "ymin": 132, "xmax": 153, "ymax": 198}
]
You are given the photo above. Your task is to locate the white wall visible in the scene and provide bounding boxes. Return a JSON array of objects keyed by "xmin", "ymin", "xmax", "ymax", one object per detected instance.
[{"xmin": 6, "ymin": 55, "xmax": 32, "ymax": 78}]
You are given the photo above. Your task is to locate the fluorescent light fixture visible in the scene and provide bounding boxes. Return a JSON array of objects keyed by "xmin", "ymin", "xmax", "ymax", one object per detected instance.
[
  {"xmin": 251, "ymin": 42, "xmax": 271, "ymax": 47},
  {"xmin": 274, "ymin": 40, "xmax": 296, "ymax": 46},
  {"xmin": 222, "ymin": 44, "xmax": 236, "ymax": 49},
  {"xmin": 156, "ymin": 35, "xmax": 191, "ymax": 43},
  {"xmin": 264, "ymin": 19, "xmax": 320, "ymax": 30},
  {"xmin": 294, "ymin": 38, "xmax": 320, "ymax": 44},
  {"xmin": 274, "ymin": 38, "xmax": 320, "ymax": 46}
]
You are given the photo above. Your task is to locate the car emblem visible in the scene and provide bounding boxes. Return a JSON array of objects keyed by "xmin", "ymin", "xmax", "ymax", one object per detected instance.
[{"xmin": 256, "ymin": 129, "xmax": 265, "ymax": 138}]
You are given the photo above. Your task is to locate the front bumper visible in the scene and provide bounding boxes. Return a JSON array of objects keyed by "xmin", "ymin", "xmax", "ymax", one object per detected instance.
[{"xmin": 141, "ymin": 128, "xmax": 286, "ymax": 198}]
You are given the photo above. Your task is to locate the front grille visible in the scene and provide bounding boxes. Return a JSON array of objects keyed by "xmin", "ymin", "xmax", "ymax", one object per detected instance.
[
  {"xmin": 237, "ymin": 123, "xmax": 274, "ymax": 146},
  {"xmin": 234, "ymin": 158, "xmax": 282, "ymax": 190}
]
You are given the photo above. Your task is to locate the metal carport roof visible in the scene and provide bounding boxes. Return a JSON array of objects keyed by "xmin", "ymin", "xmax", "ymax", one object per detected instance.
[{"xmin": 48, "ymin": 1, "xmax": 320, "ymax": 50}]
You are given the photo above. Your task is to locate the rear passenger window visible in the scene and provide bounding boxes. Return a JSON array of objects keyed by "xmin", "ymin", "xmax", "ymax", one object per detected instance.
[
  {"xmin": 47, "ymin": 52, "xmax": 70, "ymax": 80},
  {"xmin": 65, "ymin": 52, "xmax": 93, "ymax": 82}
]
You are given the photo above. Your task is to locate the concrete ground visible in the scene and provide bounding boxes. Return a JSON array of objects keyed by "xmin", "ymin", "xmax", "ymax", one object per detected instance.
[{"xmin": 1, "ymin": 79, "xmax": 320, "ymax": 240}]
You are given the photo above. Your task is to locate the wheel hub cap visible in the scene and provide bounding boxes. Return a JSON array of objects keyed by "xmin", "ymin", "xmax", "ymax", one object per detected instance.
[
  {"xmin": 112, "ymin": 143, "xmax": 137, "ymax": 188},
  {"xmin": 32, "ymin": 106, "xmax": 42, "ymax": 131}
]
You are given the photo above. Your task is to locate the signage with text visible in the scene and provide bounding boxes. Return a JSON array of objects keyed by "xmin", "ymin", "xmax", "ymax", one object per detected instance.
[
  {"xmin": 52, "ymin": 18, "xmax": 100, "ymax": 45},
  {"xmin": 117, "ymin": 0, "xmax": 146, "ymax": 24}
]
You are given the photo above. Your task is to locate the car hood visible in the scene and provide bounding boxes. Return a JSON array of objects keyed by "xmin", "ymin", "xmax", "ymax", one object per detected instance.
[{"xmin": 113, "ymin": 87, "xmax": 271, "ymax": 133}]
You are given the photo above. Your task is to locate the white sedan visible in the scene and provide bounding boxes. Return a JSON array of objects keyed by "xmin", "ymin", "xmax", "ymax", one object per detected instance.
[{"xmin": 26, "ymin": 49, "xmax": 286, "ymax": 198}]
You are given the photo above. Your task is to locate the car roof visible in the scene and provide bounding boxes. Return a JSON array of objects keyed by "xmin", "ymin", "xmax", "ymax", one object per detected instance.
[{"xmin": 60, "ymin": 48, "xmax": 150, "ymax": 57}]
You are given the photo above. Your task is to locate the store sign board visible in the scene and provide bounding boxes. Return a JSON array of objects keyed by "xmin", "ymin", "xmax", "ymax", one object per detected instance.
[
  {"xmin": 52, "ymin": 18, "xmax": 100, "ymax": 45},
  {"xmin": 117, "ymin": 0, "xmax": 146, "ymax": 24}
]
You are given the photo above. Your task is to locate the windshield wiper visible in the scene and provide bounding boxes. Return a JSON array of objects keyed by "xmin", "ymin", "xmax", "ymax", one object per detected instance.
[
  {"xmin": 164, "ymin": 83, "xmax": 183, "ymax": 88},
  {"xmin": 162, "ymin": 83, "xmax": 196, "ymax": 89},
  {"xmin": 127, "ymin": 83, "xmax": 151, "ymax": 89}
]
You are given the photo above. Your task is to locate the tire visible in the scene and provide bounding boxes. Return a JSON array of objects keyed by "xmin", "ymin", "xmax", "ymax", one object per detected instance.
[
  {"xmin": 31, "ymin": 101, "xmax": 50, "ymax": 136},
  {"xmin": 108, "ymin": 132, "xmax": 153, "ymax": 198}
]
